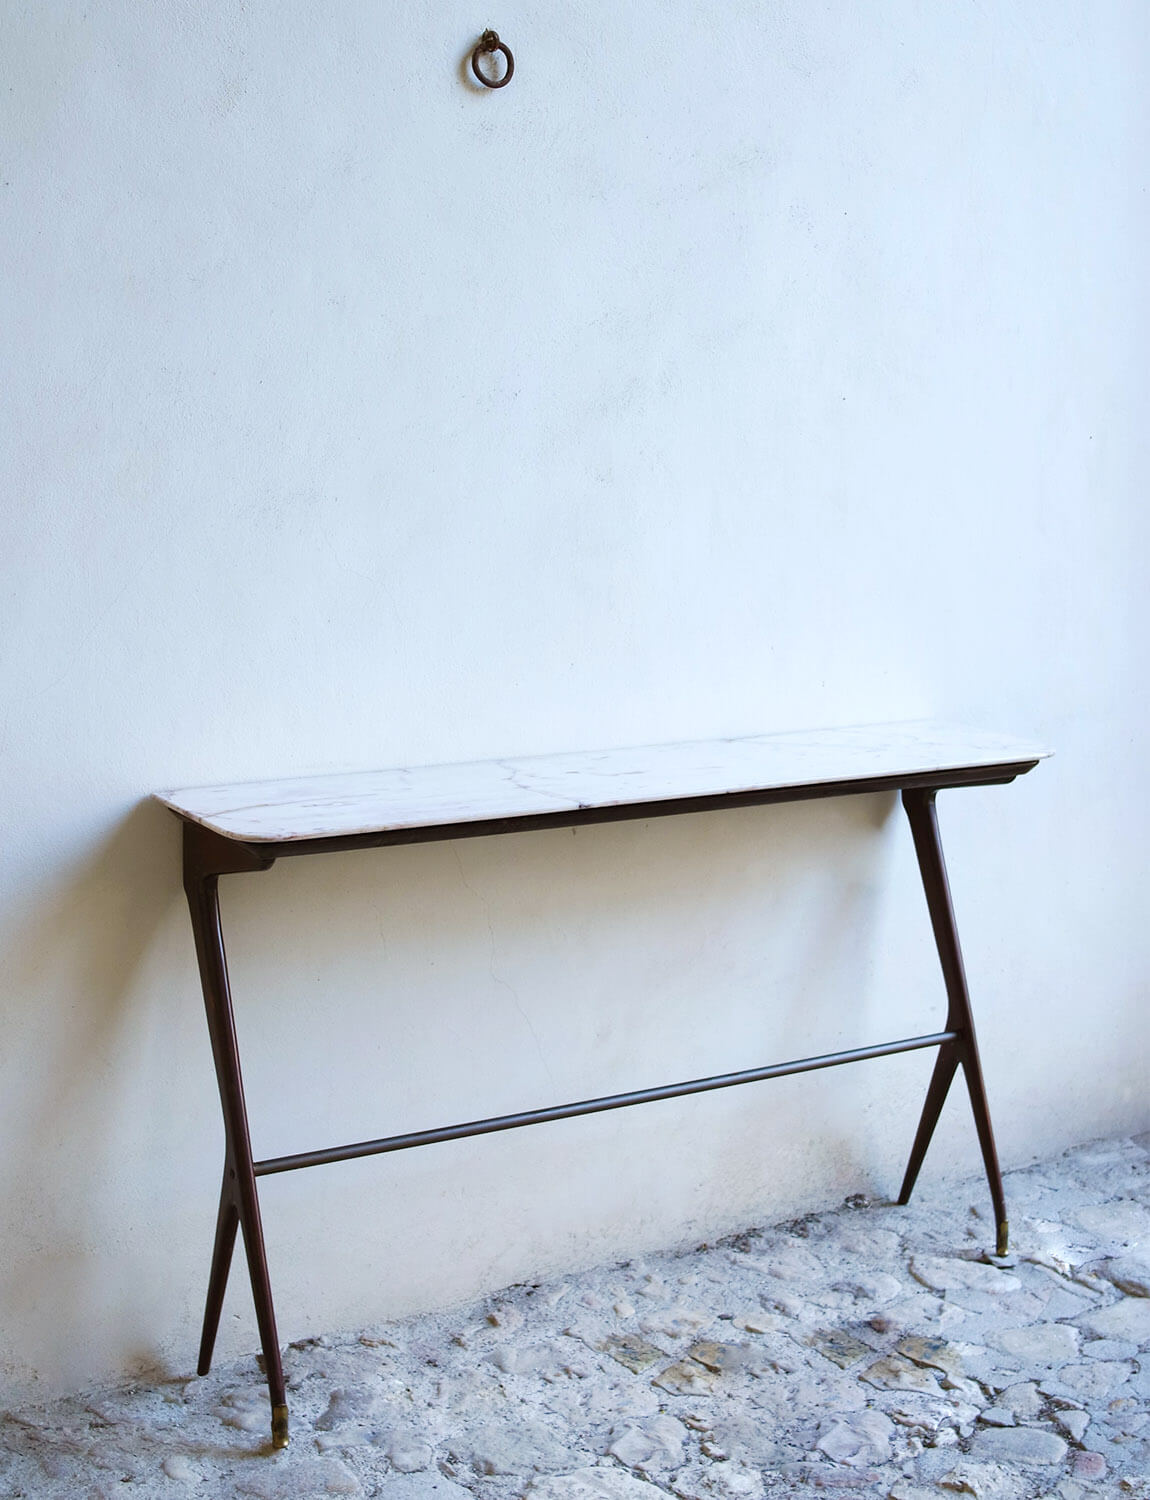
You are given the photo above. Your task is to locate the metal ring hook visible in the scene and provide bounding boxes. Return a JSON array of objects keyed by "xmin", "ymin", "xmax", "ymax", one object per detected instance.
[{"xmin": 471, "ymin": 29, "xmax": 514, "ymax": 89}]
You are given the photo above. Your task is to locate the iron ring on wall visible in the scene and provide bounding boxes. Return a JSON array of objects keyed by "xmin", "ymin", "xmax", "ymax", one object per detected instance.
[{"xmin": 471, "ymin": 30, "xmax": 514, "ymax": 89}]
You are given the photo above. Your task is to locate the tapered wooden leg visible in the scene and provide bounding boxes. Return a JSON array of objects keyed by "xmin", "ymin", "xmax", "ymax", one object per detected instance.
[
  {"xmin": 184, "ymin": 825, "xmax": 289, "ymax": 1448},
  {"xmin": 198, "ymin": 1166, "xmax": 239, "ymax": 1375},
  {"xmin": 900, "ymin": 789, "xmax": 1009, "ymax": 1256},
  {"xmin": 957, "ymin": 1026, "xmax": 1009, "ymax": 1255},
  {"xmin": 897, "ymin": 1042, "xmax": 960, "ymax": 1207}
]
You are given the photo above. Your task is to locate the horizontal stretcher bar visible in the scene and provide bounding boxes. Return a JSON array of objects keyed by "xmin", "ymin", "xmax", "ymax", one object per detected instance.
[{"xmin": 253, "ymin": 1029, "xmax": 958, "ymax": 1178}]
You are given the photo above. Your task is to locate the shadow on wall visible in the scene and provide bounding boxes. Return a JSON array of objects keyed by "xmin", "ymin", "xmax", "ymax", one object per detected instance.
[
  {"xmin": 0, "ymin": 797, "xmax": 179, "ymax": 1386},
  {"xmin": 220, "ymin": 789, "xmax": 905, "ymax": 1232}
]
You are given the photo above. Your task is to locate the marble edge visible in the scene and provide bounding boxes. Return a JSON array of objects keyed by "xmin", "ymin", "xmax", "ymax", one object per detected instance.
[{"xmin": 153, "ymin": 721, "xmax": 1052, "ymax": 843}]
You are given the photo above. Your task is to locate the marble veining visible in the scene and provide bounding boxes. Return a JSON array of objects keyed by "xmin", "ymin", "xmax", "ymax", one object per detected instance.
[{"xmin": 156, "ymin": 721, "xmax": 1050, "ymax": 843}]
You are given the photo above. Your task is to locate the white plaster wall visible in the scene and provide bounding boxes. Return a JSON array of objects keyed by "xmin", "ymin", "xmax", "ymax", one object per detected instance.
[{"xmin": 1, "ymin": 1, "xmax": 1147, "ymax": 1402}]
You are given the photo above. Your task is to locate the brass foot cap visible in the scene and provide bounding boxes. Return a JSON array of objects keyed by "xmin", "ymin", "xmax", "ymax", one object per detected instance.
[
  {"xmin": 996, "ymin": 1220, "xmax": 1010, "ymax": 1258},
  {"xmin": 272, "ymin": 1404, "xmax": 290, "ymax": 1449}
]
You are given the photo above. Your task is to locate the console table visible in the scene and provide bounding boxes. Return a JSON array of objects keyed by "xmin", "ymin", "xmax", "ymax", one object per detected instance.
[{"xmin": 158, "ymin": 720, "xmax": 1048, "ymax": 1448}]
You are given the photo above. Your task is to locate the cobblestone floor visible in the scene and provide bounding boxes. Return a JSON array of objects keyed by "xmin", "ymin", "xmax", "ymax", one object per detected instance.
[{"xmin": 2, "ymin": 1135, "xmax": 1149, "ymax": 1499}]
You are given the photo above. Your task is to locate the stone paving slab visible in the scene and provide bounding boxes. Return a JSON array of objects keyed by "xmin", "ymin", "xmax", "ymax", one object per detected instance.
[{"xmin": 1, "ymin": 1135, "xmax": 1149, "ymax": 1499}]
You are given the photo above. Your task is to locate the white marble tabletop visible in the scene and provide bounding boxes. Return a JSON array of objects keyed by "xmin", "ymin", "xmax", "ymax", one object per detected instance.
[{"xmin": 156, "ymin": 721, "xmax": 1049, "ymax": 844}]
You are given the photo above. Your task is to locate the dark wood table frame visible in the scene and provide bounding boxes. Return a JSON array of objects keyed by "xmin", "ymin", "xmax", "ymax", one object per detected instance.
[{"xmin": 173, "ymin": 755, "xmax": 1039, "ymax": 1448}]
